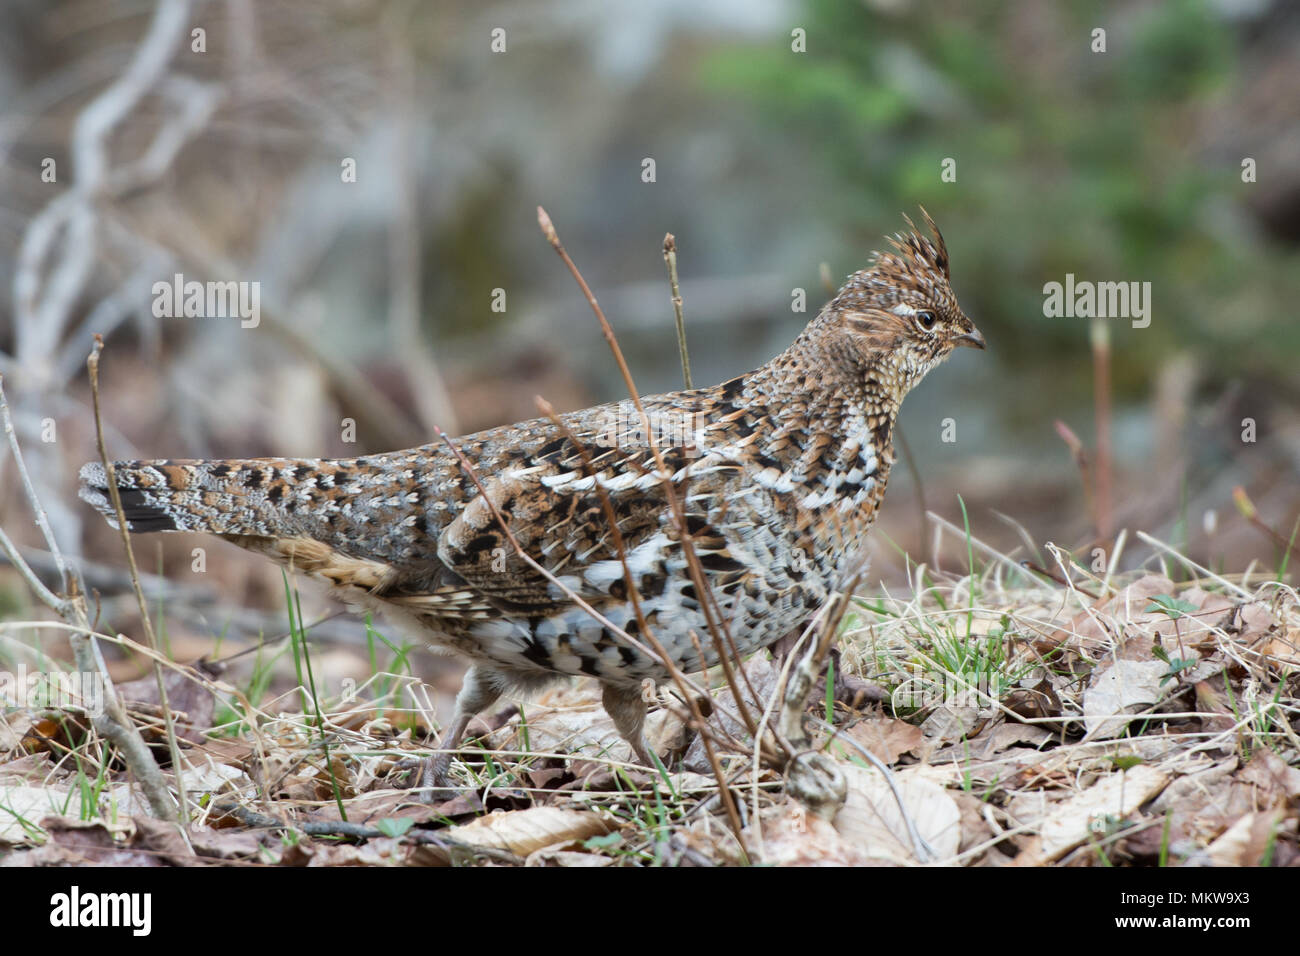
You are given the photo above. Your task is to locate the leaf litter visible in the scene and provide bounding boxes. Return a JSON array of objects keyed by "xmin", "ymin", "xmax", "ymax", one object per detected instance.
[{"xmin": 1, "ymin": 571, "xmax": 1297, "ymax": 866}]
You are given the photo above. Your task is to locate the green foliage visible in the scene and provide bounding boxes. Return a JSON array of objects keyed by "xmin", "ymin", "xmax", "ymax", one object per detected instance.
[
  {"xmin": 1145, "ymin": 595, "xmax": 1198, "ymax": 618},
  {"xmin": 1151, "ymin": 642, "xmax": 1198, "ymax": 686},
  {"xmin": 700, "ymin": 0, "xmax": 1300, "ymax": 389},
  {"xmin": 375, "ymin": 817, "xmax": 415, "ymax": 838}
]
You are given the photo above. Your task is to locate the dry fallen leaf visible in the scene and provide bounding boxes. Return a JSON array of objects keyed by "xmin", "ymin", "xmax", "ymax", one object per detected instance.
[
  {"xmin": 524, "ymin": 847, "xmax": 615, "ymax": 867},
  {"xmin": 1011, "ymin": 765, "xmax": 1170, "ymax": 865},
  {"xmin": 1205, "ymin": 809, "xmax": 1288, "ymax": 866},
  {"xmin": 1193, "ymin": 680, "xmax": 1239, "ymax": 737},
  {"xmin": 36, "ymin": 815, "xmax": 156, "ymax": 866},
  {"xmin": 973, "ymin": 720, "xmax": 1054, "ymax": 757},
  {"xmin": 1082, "ymin": 659, "xmax": 1169, "ymax": 740},
  {"xmin": 1067, "ymin": 575, "xmax": 1174, "ymax": 649},
  {"xmin": 0, "ymin": 786, "xmax": 82, "ymax": 843},
  {"xmin": 1262, "ymin": 629, "xmax": 1300, "ymax": 673},
  {"xmin": 495, "ymin": 690, "xmax": 631, "ymax": 764},
  {"xmin": 833, "ymin": 764, "xmax": 962, "ymax": 863},
  {"xmin": 447, "ymin": 806, "xmax": 613, "ymax": 857},
  {"xmin": 920, "ymin": 703, "xmax": 981, "ymax": 747},
  {"xmin": 838, "ymin": 716, "xmax": 924, "ymax": 765},
  {"xmin": 117, "ymin": 661, "xmax": 220, "ymax": 746},
  {"xmin": 0, "ymin": 751, "xmax": 53, "ymax": 787},
  {"xmin": 304, "ymin": 836, "xmax": 414, "ymax": 867},
  {"xmin": 1237, "ymin": 748, "xmax": 1300, "ymax": 803},
  {"xmin": 750, "ymin": 803, "xmax": 874, "ymax": 866}
]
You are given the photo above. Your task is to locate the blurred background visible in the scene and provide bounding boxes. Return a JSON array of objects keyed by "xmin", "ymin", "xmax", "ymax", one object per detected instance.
[{"xmin": 1, "ymin": 0, "xmax": 1298, "ymax": 702}]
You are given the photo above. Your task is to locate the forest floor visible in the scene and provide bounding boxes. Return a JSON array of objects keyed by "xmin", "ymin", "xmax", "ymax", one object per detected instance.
[{"xmin": 3, "ymin": 537, "xmax": 1298, "ymax": 867}]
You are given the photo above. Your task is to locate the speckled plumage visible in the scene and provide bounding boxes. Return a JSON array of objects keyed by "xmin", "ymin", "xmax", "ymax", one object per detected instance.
[{"xmin": 79, "ymin": 211, "xmax": 983, "ymax": 788}]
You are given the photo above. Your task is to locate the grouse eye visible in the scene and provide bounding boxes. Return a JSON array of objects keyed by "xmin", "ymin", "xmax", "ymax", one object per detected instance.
[{"xmin": 915, "ymin": 310, "xmax": 937, "ymax": 331}]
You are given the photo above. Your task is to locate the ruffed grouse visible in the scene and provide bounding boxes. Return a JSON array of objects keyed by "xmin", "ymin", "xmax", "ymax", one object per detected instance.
[{"xmin": 79, "ymin": 211, "xmax": 983, "ymax": 792}]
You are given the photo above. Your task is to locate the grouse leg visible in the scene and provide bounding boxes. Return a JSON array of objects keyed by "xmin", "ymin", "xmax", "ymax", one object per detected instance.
[
  {"xmin": 602, "ymin": 681, "xmax": 656, "ymax": 770},
  {"xmin": 418, "ymin": 665, "xmax": 502, "ymax": 802}
]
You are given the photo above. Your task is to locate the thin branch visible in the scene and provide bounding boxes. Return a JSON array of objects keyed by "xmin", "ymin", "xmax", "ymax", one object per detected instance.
[
  {"xmin": 88, "ymin": 337, "xmax": 191, "ymax": 827},
  {"xmin": 1054, "ymin": 419, "xmax": 1098, "ymax": 535},
  {"xmin": 538, "ymin": 208, "xmax": 765, "ymax": 745},
  {"xmin": 0, "ymin": 375, "xmax": 176, "ymax": 820},
  {"xmin": 893, "ymin": 424, "xmax": 928, "ymax": 563},
  {"xmin": 0, "ymin": 376, "xmax": 76, "ymax": 600},
  {"xmin": 662, "ymin": 233, "xmax": 692, "ymax": 389},
  {"xmin": 14, "ymin": 0, "xmax": 193, "ymax": 377},
  {"xmin": 1089, "ymin": 318, "xmax": 1113, "ymax": 542},
  {"xmin": 537, "ymin": 208, "xmax": 764, "ymax": 844},
  {"xmin": 433, "ymin": 423, "xmax": 749, "ymax": 850}
]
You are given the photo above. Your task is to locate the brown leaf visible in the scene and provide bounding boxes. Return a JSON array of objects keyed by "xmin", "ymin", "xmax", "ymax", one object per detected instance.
[
  {"xmin": 39, "ymin": 815, "xmax": 161, "ymax": 866},
  {"xmin": 118, "ymin": 660, "xmax": 219, "ymax": 745},
  {"xmin": 837, "ymin": 716, "xmax": 923, "ymax": 765},
  {"xmin": 1005, "ymin": 678, "xmax": 1063, "ymax": 722},
  {"xmin": 347, "ymin": 788, "xmax": 483, "ymax": 825},
  {"xmin": 1117, "ymin": 811, "xmax": 1196, "ymax": 864},
  {"xmin": 1206, "ymin": 809, "xmax": 1288, "ymax": 866},
  {"xmin": 751, "ymin": 803, "xmax": 875, "ymax": 866},
  {"xmin": 447, "ymin": 807, "xmax": 614, "ymax": 858},
  {"xmin": 1, "ymin": 788, "xmax": 79, "ymax": 843},
  {"xmin": 524, "ymin": 848, "xmax": 616, "ymax": 866},
  {"xmin": 951, "ymin": 790, "xmax": 999, "ymax": 859},
  {"xmin": 20, "ymin": 716, "xmax": 63, "ymax": 754},
  {"xmin": 834, "ymin": 764, "xmax": 962, "ymax": 863},
  {"xmin": 132, "ymin": 816, "xmax": 202, "ymax": 866},
  {"xmin": 189, "ymin": 826, "xmax": 264, "ymax": 861},
  {"xmin": 1067, "ymin": 576, "xmax": 1173, "ymax": 650},
  {"xmin": 973, "ymin": 721, "xmax": 1054, "ymax": 757},
  {"xmin": 304, "ymin": 837, "xmax": 415, "ymax": 867},
  {"xmin": 920, "ymin": 703, "xmax": 980, "ymax": 747},
  {"xmin": 1082, "ymin": 659, "xmax": 1168, "ymax": 740},
  {"xmin": 1010, "ymin": 765, "xmax": 1170, "ymax": 865},
  {"xmin": 1193, "ymin": 680, "xmax": 1238, "ymax": 736},
  {"xmin": 1237, "ymin": 749, "xmax": 1300, "ymax": 803},
  {"xmin": 1262, "ymin": 629, "xmax": 1300, "ymax": 673}
]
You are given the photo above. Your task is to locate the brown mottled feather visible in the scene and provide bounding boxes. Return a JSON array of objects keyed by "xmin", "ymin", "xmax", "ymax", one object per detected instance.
[{"xmin": 79, "ymin": 212, "xmax": 983, "ymax": 776}]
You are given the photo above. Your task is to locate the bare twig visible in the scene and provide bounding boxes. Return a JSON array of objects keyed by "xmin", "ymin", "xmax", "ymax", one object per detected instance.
[
  {"xmin": 0, "ymin": 376, "xmax": 176, "ymax": 820},
  {"xmin": 211, "ymin": 802, "xmax": 522, "ymax": 863},
  {"xmin": 0, "ymin": 376, "xmax": 77, "ymax": 606},
  {"xmin": 14, "ymin": 0, "xmax": 195, "ymax": 381},
  {"xmin": 662, "ymin": 234, "xmax": 692, "ymax": 389},
  {"xmin": 893, "ymin": 424, "xmax": 929, "ymax": 562},
  {"xmin": 8, "ymin": 0, "xmax": 202, "ymax": 556},
  {"xmin": 537, "ymin": 208, "xmax": 766, "ymax": 841},
  {"xmin": 1054, "ymin": 419, "xmax": 1098, "ymax": 535},
  {"xmin": 1232, "ymin": 486, "xmax": 1300, "ymax": 566},
  {"xmin": 88, "ymin": 337, "xmax": 191, "ymax": 827},
  {"xmin": 1089, "ymin": 318, "xmax": 1113, "ymax": 541},
  {"xmin": 538, "ymin": 208, "xmax": 764, "ymax": 744},
  {"xmin": 778, "ymin": 556, "xmax": 868, "ymax": 747}
]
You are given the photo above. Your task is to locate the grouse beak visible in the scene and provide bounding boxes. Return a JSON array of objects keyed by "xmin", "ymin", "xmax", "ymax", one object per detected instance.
[{"xmin": 955, "ymin": 325, "xmax": 986, "ymax": 350}]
